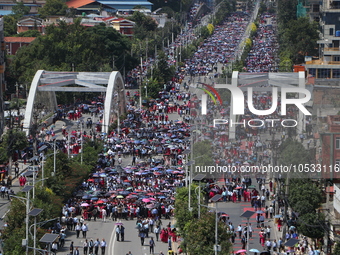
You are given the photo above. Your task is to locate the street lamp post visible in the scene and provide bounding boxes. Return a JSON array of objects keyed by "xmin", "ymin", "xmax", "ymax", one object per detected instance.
[
  {"xmin": 210, "ymin": 194, "xmax": 222, "ymax": 255},
  {"xmin": 81, "ymin": 124, "xmax": 83, "ymax": 165},
  {"xmin": 10, "ymin": 186, "xmax": 33, "ymax": 255},
  {"xmin": 139, "ymin": 56, "xmax": 143, "ymax": 110},
  {"xmin": 193, "ymin": 174, "xmax": 206, "ymax": 218},
  {"xmin": 53, "ymin": 137, "xmax": 58, "ymax": 176},
  {"xmin": 28, "ymin": 208, "xmax": 43, "ymax": 255},
  {"xmin": 68, "ymin": 129, "xmax": 70, "ymax": 159},
  {"xmin": 240, "ymin": 210, "xmax": 256, "ymax": 255}
]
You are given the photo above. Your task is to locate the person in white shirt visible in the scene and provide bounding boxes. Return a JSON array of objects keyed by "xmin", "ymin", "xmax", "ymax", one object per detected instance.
[
  {"xmin": 100, "ymin": 239, "xmax": 107, "ymax": 255},
  {"xmin": 82, "ymin": 222, "xmax": 88, "ymax": 238},
  {"xmin": 237, "ymin": 224, "xmax": 242, "ymax": 238},
  {"xmin": 266, "ymin": 239, "xmax": 272, "ymax": 251},
  {"xmin": 101, "ymin": 208, "xmax": 107, "ymax": 222}
]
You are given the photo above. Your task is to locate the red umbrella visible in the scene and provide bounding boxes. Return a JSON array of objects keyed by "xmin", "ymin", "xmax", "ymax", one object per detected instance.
[
  {"xmin": 146, "ymin": 193, "xmax": 155, "ymax": 196},
  {"xmin": 96, "ymin": 200, "xmax": 105, "ymax": 204}
]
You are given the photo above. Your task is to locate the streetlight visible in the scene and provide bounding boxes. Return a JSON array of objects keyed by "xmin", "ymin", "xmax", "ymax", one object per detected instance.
[
  {"xmin": 10, "ymin": 185, "xmax": 33, "ymax": 255},
  {"xmin": 39, "ymin": 233, "xmax": 59, "ymax": 254},
  {"xmin": 197, "ymin": 194, "xmax": 222, "ymax": 254},
  {"xmin": 139, "ymin": 55, "xmax": 143, "ymax": 109},
  {"xmin": 28, "ymin": 208, "xmax": 43, "ymax": 255},
  {"xmin": 210, "ymin": 194, "xmax": 222, "ymax": 255},
  {"xmin": 193, "ymin": 174, "xmax": 206, "ymax": 218},
  {"xmin": 144, "ymin": 79, "xmax": 148, "ymax": 98},
  {"xmin": 53, "ymin": 136, "xmax": 58, "ymax": 176},
  {"xmin": 29, "ymin": 217, "xmax": 59, "ymax": 255},
  {"xmin": 240, "ymin": 210, "xmax": 255, "ymax": 255}
]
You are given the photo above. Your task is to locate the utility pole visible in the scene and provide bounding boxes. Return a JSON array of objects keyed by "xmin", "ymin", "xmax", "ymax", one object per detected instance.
[
  {"xmin": 139, "ymin": 55, "xmax": 143, "ymax": 110},
  {"xmin": 282, "ymin": 175, "xmax": 290, "ymax": 242}
]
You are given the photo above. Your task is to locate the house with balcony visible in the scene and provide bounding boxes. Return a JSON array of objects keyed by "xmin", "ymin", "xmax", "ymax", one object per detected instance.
[
  {"xmin": 17, "ymin": 17, "xmax": 43, "ymax": 34},
  {"xmin": 107, "ymin": 17, "xmax": 135, "ymax": 37},
  {"xmin": 304, "ymin": 0, "xmax": 340, "ymax": 80},
  {"xmin": 0, "ymin": 0, "xmax": 45, "ymax": 15}
]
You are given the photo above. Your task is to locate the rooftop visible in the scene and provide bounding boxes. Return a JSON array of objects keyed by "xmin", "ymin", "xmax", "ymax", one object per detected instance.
[{"xmin": 4, "ymin": 37, "xmax": 36, "ymax": 43}]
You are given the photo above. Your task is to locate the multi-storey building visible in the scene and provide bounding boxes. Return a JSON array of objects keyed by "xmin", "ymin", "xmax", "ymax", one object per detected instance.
[{"xmin": 304, "ymin": 0, "xmax": 340, "ymax": 79}]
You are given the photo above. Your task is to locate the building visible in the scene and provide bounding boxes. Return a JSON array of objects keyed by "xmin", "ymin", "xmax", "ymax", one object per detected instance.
[
  {"xmin": 17, "ymin": 17, "xmax": 43, "ymax": 34},
  {"xmin": 65, "ymin": 0, "xmax": 116, "ymax": 15},
  {"xmin": 319, "ymin": 115, "xmax": 340, "ymax": 179},
  {"xmin": 4, "ymin": 37, "xmax": 36, "ymax": 55},
  {"xmin": 0, "ymin": 0, "xmax": 45, "ymax": 15},
  {"xmin": 108, "ymin": 17, "xmax": 135, "ymax": 37},
  {"xmin": 97, "ymin": 0, "xmax": 153, "ymax": 11},
  {"xmin": 304, "ymin": 0, "xmax": 340, "ymax": 79}
]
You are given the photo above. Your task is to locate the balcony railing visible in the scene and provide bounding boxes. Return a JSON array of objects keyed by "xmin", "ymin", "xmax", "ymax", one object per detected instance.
[
  {"xmin": 324, "ymin": 47, "xmax": 340, "ymax": 51},
  {"xmin": 305, "ymin": 59, "xmax": 340, "ymax": 65}
]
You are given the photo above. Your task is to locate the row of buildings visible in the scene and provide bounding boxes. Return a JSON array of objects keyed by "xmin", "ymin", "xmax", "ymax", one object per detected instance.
[{"xmin": 0, "ymin": 0, "xmax": 153, "ymax": 16}]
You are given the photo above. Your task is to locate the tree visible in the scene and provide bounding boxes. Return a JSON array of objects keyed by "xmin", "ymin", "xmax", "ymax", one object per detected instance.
[
  {"xmin": 152, "ymin": 51, "xmax": 175, "ymax": 87},
  {"xmin": 193, "ymin": 140, "xmax": 214, "ymax": 166},
  {"xmin": 15, "ymin": 30, "xmax": 41, "ymax": 37},
  {"xmin": 3, "ymin": 15, "xmax": 17, "ymax": 37},
  {"xmin": 12, "ymin": 2, "xmax": 30, "ymax": 19},
  {"xmin": 277, "ymin": 0, "xmax": 297, "ymax": 25},
  {"xmin": 207, "ymin": 24, "xmax": 214, "ymax": 35},
  {"xmin": 279, "ymin": 17, "xmax": 319, "ymax": 63},
  {"xmin": 10, "ymin": 21, "xmax": 136, "ymax": 84},
  {"xmin": 38, "ymin": 0, "xmax": 68, "ymax": 17},
  {"xmin": 278, "ymin": 138, "xmax": 311, "ymax": 178},
  {"xmin": 288, "ymin": 179, "xmax": 322, "ymax": 215},
  {"xmin": 3, "ymin": 186, "xmax": 62, "ymax": 254},
  {"xmin": 298, "ymin": 213, "xmax": 325, "ymax": 239},
  {"xmin": 1, "ymin": 129, "xmax": 28, "ymax": 159},
  {"xmin": 333, "ymin": 242, "xmax": 340, "ymax": 254},
  {"xmin": 183, "ymin": 213, "xmax": 232, "ymax": 255}
]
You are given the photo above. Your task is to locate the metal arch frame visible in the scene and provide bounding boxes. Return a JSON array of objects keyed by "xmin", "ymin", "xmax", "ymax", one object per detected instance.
[
  {"xmin": 104, "ymin": 71, "xmax": 125, "ymax": 134},
  {"xmin": 23, "ymin": 70, "xmax": 125, "ymax": 136},
  {"xmin": 23, "ymin": 70, "xmax": 45, "ymax": 135}
]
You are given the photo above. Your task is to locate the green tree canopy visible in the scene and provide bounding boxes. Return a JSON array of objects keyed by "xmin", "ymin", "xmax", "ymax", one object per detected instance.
[
  {"xmin": 298, "ymin": 213, "xmax": 325, "ymax": 239},
  {"xmin": 183, "ymin": 213, "xmax": 232, "ymax": 254},
  {"xmin": 288, "ymin": 179, "xmax": 322, "ymax": 215},
  {"xmin": 38, "ymin": 0, "xmax": 68, "ymax": 17},
  {"xmin": 278, "ymin": 138, "xmax": 311, "ymax": 169},
  {"xmin": 12, "ymin": 2, "xmax": 30, "ymax": 19},
  {"xmin": 279, "ymin": 17, "xmax": 319, "ymax": 63},
  {"xmin": 1, "ymin": 129, "xmax": 28, "ymax": 158},
  {"xmin": 193, "ymin": 140, "xmax": 214, "ymax": 166},
  {"xmin": 15, "ymin": 30, "xmax": 41, "ymax": 37},
  {"xmin": 3, "ymin": 15, "xmax": 17, "ymax": 37},
  {"xmin": 151, "ymin": 51, "xmax": 175, "ymax": 88},
  {"xmin": 10, "ymin": 20, "xmax": 136, "ymax": 84}
]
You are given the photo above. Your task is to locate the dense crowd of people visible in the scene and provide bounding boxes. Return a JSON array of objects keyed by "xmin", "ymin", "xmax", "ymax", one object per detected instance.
[{"xmin": 245, "ymin": 14, "xmax": 279, "ymax": 72}]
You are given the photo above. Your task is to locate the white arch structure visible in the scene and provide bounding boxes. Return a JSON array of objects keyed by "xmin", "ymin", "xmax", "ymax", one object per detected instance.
[{"xmin": 23, "ymin": 70, "xmax": 126, "ymax": 135}]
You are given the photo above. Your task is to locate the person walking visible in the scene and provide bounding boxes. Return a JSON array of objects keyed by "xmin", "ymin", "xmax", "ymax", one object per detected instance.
[
  {"xmin": 74, "ymin": 247, "xmax": 80, "ymax": 255},
  {"xmin": 237, "ymin": 224, "xmax": 242, "ymax": 238},
  {"xmin": 70, "ymin": 241, "xmax": 74, "ymax": 254},
  {"xmin": 116, "ymin": 225, "xmax": 121, "ymax": 241},
  {"xmin": 154, "ymin": 225, "xmax": 160, "ymax": 241},
  {"xmin": 139, "ymin": 230, "xmax": 146, "ymax": 246},
  {"xmin": 100, "ymin": 239, "xmax": 107, "ymax": 255},
  {"xmin": 82, "ymin": 223, "xmax": 88, "ymax": 238},
  {"xmin": 83, "ymin": 239, "xmax": 88, "ymax": 255},
  {"xmin": 75, "ymin": 223, "xmax": 82, "ymax": 238},
  {"xmin": 94, "ymin": 238, "xmax": 100, "ymax": 255},
  {"xmin": 102, "ymin": 208, "xmax": 107, "ymax": 222},
  {"xmin": 89, "ymin": 239, "xmax": 94, "ymax": 255},
  {"xmin": 149, "ymin": 237, "xmax": 155, "ymax": 254},
  {"xmin": 120, "ymin": 225, "xmax": 125, "ymax": 241}
]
